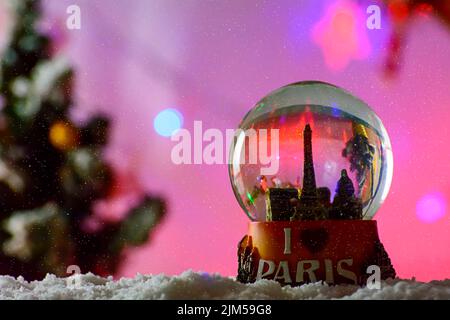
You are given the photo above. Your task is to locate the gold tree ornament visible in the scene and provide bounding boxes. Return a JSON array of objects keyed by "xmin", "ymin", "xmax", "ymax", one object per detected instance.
[{"xmin": 49, "ymin": 120, "xmax": 79, "ymax": 151}]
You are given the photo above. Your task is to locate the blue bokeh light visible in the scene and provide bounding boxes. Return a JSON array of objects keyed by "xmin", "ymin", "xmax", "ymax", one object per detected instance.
[{"xmin": 153, "ymin": 108, "xmax": 183, "ymax": 137}]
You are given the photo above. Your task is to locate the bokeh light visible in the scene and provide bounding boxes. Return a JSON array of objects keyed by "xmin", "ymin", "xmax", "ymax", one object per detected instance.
[
  {"xmin": 311, "ymin": 0, "xmax": 371, "ymax": 71},
  {"xmin": 416, "ymin": 192, "xmax": 447, "ymax": 223},
  {"xmin": 153, "ymin": 108, "xmax": 183, "ymax": 137}
]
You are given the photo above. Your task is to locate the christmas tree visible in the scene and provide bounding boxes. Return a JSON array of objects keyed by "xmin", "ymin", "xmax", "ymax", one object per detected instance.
[{"xmin": 0, "ymin": 0, "xmax": 165, "ymax": 279}]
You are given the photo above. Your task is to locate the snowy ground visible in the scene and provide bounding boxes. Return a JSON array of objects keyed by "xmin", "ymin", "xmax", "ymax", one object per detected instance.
[{"xmin": 0, "ymin": 271, "xmax": 449, "ymax": 300}]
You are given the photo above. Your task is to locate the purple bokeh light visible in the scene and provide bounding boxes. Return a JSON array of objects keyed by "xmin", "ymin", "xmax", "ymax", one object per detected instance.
[{"xmin": 416, "ymin": 192, "xmax": 447, "ymax": 223}]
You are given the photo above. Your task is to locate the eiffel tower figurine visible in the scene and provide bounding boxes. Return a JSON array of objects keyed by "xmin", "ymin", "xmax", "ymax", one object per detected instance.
[{"xmin": 291, "ymin": 124, "xmax": 328, "ymax": 220}]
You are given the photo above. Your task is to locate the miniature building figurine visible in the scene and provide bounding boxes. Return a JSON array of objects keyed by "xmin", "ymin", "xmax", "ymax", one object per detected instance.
[
  {"xmin": 265, "ymin": 124, "xmax": 362, "ymax": 221},
  {"xmin": 300, "ymin": 124, "xmax": 318, "ymax": 202},
  {"xmin": 329, "ymin": 169, "xmax": 363, "ymax": 220},
  {"xmin": 266, "ymin": 188, "xmax": 299, "ymax": 221},
  {"xmin": 317, "ymin": 187, "xmax": 331, "ymax": 207}
]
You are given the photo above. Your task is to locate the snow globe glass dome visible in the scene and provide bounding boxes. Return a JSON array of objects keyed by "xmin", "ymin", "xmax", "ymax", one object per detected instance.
[{"xmin": 229, "ymin": 81, "xmax": 393, "ymax": 222}]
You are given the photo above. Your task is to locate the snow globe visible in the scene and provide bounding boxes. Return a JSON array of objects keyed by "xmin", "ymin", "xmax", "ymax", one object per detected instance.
[{"xmin": 229, "ymin": 81, "xmax": 396, "ymax": 285}]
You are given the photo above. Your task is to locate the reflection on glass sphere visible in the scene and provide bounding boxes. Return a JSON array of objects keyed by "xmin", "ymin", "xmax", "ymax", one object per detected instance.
[{"xmin": 229, "ymin": 81, "xmax": 393, "ymax": 222}]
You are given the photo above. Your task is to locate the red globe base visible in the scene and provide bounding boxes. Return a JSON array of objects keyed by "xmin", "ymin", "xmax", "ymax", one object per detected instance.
[{"xmin": 237, "ymin": 220, "xmax": 395, "ymax": 285}]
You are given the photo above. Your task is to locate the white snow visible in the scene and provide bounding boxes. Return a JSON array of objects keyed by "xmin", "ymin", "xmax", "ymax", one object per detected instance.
[{"xmin": 0, "ymin": 271, "xmax": 449, "ymax": 300}]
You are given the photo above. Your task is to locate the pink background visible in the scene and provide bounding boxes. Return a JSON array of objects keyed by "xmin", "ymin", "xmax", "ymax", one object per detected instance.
[{"xmin": 8, "ymin": 0, "xmax": 449, "ymax": 281}]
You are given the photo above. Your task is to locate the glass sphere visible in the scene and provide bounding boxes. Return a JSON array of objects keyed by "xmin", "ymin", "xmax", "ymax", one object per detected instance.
[{"xmin": 229, "ymin": 81, "xmax": 393, "ymax": 222}]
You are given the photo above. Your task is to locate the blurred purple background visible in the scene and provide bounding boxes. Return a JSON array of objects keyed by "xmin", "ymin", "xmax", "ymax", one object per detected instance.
[{"xmin": 5, "ymin": 0, "xmax": 447, "ymax": 281}]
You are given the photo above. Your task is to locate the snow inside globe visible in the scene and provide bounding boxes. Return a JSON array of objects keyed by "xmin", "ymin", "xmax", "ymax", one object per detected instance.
[{"xmin": 229, "ymin": 81, "xmax": 393, "ymax": 222}]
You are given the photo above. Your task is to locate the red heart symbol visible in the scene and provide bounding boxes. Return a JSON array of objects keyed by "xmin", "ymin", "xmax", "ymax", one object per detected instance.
[{"xmin": 300, "ymin": 228, "xmax": 329, "ymax": 253}]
